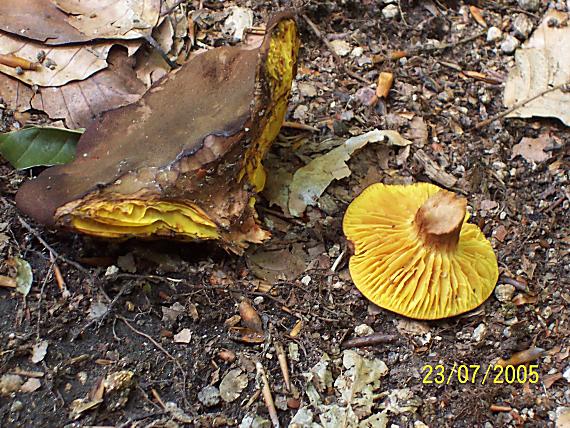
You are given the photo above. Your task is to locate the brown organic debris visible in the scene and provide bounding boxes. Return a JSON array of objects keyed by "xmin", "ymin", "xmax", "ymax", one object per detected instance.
[
  {"xmin": 497, "ymin": 347, "xmax": 545, "ymax": 367},
  {"xmin": 16, "ymin": 13, "xmax": 299, "ymax": 254}
]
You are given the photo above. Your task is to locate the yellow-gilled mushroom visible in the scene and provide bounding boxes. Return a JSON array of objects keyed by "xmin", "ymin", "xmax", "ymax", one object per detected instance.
[{"xmin": 343, "ymin": 182, "xmax": 498, "ymax": 320}]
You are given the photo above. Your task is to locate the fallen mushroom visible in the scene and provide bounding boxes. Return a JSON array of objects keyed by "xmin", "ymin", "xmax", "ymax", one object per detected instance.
[
  {"xmin": 343, "ymin": 183, "xmax": 498, "ymax": 320},
  {"xmin": 16, "ymin": 13, "xmax": 299, "ymax": 254}
]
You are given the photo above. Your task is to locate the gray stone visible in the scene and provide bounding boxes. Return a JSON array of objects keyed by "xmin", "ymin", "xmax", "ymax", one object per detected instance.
[
  {"xmin": 495, "ymin": 283, "xmax": 515, "ymax": 302},
  {"xmin": 517, "ymin": 0, "xmax": 540, "ymax": 11},
  {"xmin": 501, "ymin": 35, "xmax": 520, "ymax": 54},
  {"xmin": 382, "ymin": 4, "xmax": 400, "ymax": 19},
  {"xmin": 513, "ymin": 14, "xmax": 533, "ymax": 40},
  {"xmin": 198, "ymin": 385, "xmax": 220, "ymax": 407},
  {"xmin": 487, "ymin": 26, "xmax": 503, "ymax": 42}
]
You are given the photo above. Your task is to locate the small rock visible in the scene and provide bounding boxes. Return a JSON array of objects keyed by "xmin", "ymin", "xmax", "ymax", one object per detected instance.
[
  {"xmin": 501, "ymin": 35, "xmax": 520, "ymax": 54},
  {"xmin": 513, "ymin": 14, "xmax": 533, "ymax": 40},
  {"xmin": 495, "ymin": 284, "xmax": 516, "ymax": 302},
  {"xmin": 517, "ymin": 0, "xmax": 540, "ymax": 11},
  {"xmin": 293, "ymin": 105, "xmax": 308, "ymax": 121},
  {"xmin": 10, "ymin": 400, "xmax": 23, "ymax": 413},
  {"xmin": 253, "ymin": 296, "xmax": 264, "ymax": 305},
  {"xmin": 198, "ymin": 385, "xmax": 220, "ymax": 407},
  {"xmin": 329, "ymin": 39, "xmax": 351, "ymax": 57},
  {"xmin": 298, "ymin": 82, "xmax": 317, "ymax": 98},
  {"xmin": 382, "ymin": 4, "xmax": 400, "ymax": 19},
  {"xmin": 354, "ymin": 86, "xmax": 378, "ymax": 106},
  {"xmin": 0, "ymin": 374, "xmax": 23, "ymax": 396},
  {"xmin": 350, "ymin": 46, "xmax": 364, "ymax": 57},
  {"xmin": 105, "ymin": 265, "xmax": 119, "ymax": 276},
  {"xmin": 174, "ymin": 328, "xmax": 192, "ymax": 344},
  {"xmin": 487, "ymin": 26, "xmax": 503, "ymax": 42},
  {"xmin": 563, "ymin": 365, "xmax": 570, "ymax": 382},
  {"xmin": 472, "ymin": 323, "xmax": 487, "ymax": 342},
  {"xmin": 355, "ymin": 324, "xmax": 374, "ymax": 336}
]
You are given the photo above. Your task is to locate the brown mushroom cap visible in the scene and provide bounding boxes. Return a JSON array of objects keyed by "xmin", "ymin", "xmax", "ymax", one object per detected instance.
[
  {"xmin": 343, "ymin": 182, "xmax": 498, "ymax": 320},
  {"xmin": 16, "ymin": 13, "xmax": 299, "ymax": 253}
]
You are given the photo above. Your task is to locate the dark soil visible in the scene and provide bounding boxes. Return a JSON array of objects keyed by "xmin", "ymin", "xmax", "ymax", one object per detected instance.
[{"xmin": 1, "ymin": 1, "xmax": 569, "ymax": 427}]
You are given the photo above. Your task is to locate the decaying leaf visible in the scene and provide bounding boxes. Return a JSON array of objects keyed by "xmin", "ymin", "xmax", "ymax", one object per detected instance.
[
  {"xmin": 497, "ymin": 347, "xmax": 545, "ymax": 367},
  {"xmin": 0, "ymin": 0, "xmax": 161, "ymax": 44},
  {"xmin": 246, "ymin": 244, "xmax": 307, "ymax": 283},
  {"xmin": 219, "ymin": 368, "xmax": 249, "ymax": 402},
  {"xmin": 16, "ymin": 13, "xmax": 299, "ymax": 254},
  {"xmin": 0, "ymin": 126, "xmax": 81, "ymax": 170},
  {"xmin": 288, "ymin": 129, "xmax": 412, "ymax": 217},
  {"xmin": 223, "ymin": 6, "xmax": 254, "ymax": 42},
  {"xmin": 173, "ymin": 328, "xmax": 192, "ymax": 344},
  {"xmin": 239, "ymin": 299, "xmax": 263, "ymax": 333},
  {"xmin": 0, "ymin": 73, "xmax": 34, "ymax": 112},
  {"xmin": 511, "ymin": 134, "xmax": 553, "ymax": 163},
  {"xmin": 11, "ymin": 256, "xmax": 33, "ymax": 296},
  {"xmin": 20, "ymin": 378, "xmax": 41, "ymax": 393},
  {"xmin": 504, "ymin": 10, "xmax": 570, "ymax": 126},
  {"xmin": 30, "ymin": 47, "xmax": 147, "ymax": 128},
  {"xmin": 0, "ymin": 32, "xmax": 138, "ymax": 87},
  {"xmin": 228, "ymin": 326, "xmax": 265, "ymax": 344}
]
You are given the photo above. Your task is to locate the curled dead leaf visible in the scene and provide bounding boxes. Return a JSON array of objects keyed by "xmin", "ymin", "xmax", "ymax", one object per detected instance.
[
  {"xmin": 239, "ymin": 299, "xmax": 264, "ymax": 333},
  {"xmin": 496, "ymin": 347, "xmax": 544, "ymax": 367},
  {"xmin": 228, "ymin": 326, "xmax": 265, "ymax": 344}
]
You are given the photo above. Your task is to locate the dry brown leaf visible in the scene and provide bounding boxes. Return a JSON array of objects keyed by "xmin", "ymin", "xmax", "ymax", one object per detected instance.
[
  {"xmin": 31, "ymin": 47, "xmax": 146, "ymax": 128},
  {"xmin": 469, "ymin": 6, "xmax": 488, "ymax": 28},
  {"xmin": 0, "ymin": 32, "xmax": 139, "ymax": 87},
  {"xmin": 496, "ymin": 347, "xmax": 544, "ymax": 367},
  {"xmin": 512, "ymin": 293, "xmax": 538, "ymax": 305},
  {"xmin": 246, "ymin": 244, "xmax": 307, "ymax": 283},
  {"xmin": 0, "ymin": 74, "xmax": 34, "ymax": 112},
  {"xmin": 504, "ymin": 10, "xmax": 570, "ymax": 126},
  {"xmin": 228, "ymin": 326, "xmax": 265, "ymax": 344},
  {"xmin": 290, "ymin": 320, "xmax": 303, "ymax": 337},
  {"xmin": 0, "ymin": 0, "xmax": 93, "ymax": 45},
  {"xmin": 376, "ymin": 72, "xmax": 394, "ymax": 98},
  {"xmin": 53, "ymin": 0, "xmax": 161, "ymax": 40},
  {"xmin": 543, "ymin": 372, "xmax": 562, "ymax": 388},
  {"xmin": 512, "ymin": 134, "xmax": 553, "ymax": 163},
  {"xmin": 405, "ymin": 116, "xmax": 429, "ymax": 146},
  {"xmin": 239, "ymin": 299, "xmax": 263, "ymax": 333}
]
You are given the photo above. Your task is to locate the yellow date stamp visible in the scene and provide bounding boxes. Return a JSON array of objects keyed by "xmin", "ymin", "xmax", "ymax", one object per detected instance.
[{"xmin": 421, "ymin": 363, "xmax": 539, "ymax": 385}]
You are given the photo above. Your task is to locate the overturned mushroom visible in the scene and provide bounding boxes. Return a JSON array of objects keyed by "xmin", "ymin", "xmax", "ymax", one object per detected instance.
[
  {"xmin": 16, "ymin": 13, "xmax": 299, "ymax": 254},
  {"xmin": 343, "ymin": 183, "xmax": 498, "ymax": 320}
]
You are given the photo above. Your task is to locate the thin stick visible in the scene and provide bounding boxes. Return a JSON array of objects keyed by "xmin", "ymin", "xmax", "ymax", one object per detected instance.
[
  {"xmin": 274, "ymin": 341, "xmax": 291, "ymax": 392},
  {"xmin": 474, "ymin": 81, "xmax": 570, "ymax": 129},
  {"xmin": 301, "ymin": 14, "xmax": 371, "ymax": 85},
  {"xmin": 17, "ymin": 216, "xmax": 102, "ymax": 296},
  {"xmin": 257, "ymin": 362, "xmax": 280, "ymax": 428},
  {"xmin": 341, "ymin": 333, "xmax": 397, "ymax": 349},
  {"xmin": 282, "ymin": 121, "xmax": 320, "ymax": 133},
  {"xmin": 118, "ymin": 315, "xmax": 188, "ymax": 403}
]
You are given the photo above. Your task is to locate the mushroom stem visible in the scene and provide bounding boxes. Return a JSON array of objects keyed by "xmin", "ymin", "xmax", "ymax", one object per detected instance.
[{"xmin": 414, "ymin": 190, "xmax": 467, "ymax": 251}]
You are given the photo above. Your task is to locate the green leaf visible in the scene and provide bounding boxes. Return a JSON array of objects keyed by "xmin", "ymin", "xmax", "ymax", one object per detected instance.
[{"xmin": 0, "ymin": 126, "xmax": 83, "ymax": 170}]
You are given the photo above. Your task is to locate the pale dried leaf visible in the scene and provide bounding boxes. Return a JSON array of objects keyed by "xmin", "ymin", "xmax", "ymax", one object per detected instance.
[
  {"xmin": 54, "ymin": 0, "xmax": 161, "ymax": 40},
  {"xmin": 413, "ymin": 149, "xmax": 457, "ymax": 188},
  {"xmin": 288, "ymin": 130, "xmax": 412, "ymax": 216},
  {"xmin": 223, "ymin": 6, "xmax": 254, "ymax": 41},
  {"xmin": 174, "ymin": 328, "xmax": 192, "ymax": 344},
  {"xmin": 0, "ymin": 32, "xmax": 139, "ymax": 87},
  {"xmin": 219, "ymin": 368, "xmax": 249, "ymax": 402},
  {"xmin": 31, "ymin": 340, "xmax": 48, "ymax": 364},
  {"xmin": 512, "ymin": 134, "xmax": 552, "ymax": 163},
  {"xmin": 246, "ymin": 244, "xmax": 307, "ymax": 283},
  {"xmin": 20, "ymin": 378, "xmax": 41, "ymax": 393},
  {"xmin": 504, "ymin": 10, "xmax": 570, "ymax": 126},
  {"xmin": 31, "ymin": 48, "xmax": 146, "ymax": 128}
]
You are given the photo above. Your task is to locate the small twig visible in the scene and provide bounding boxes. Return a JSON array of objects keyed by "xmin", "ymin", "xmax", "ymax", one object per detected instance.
[
  {"xmin": 17, "ymin": 216, "xmax": 103, "ymax": 297},
  {"xmin": 330, "ymin": 250, "xmax": 346, "ymax": 273},
  {"xmin": 341, "ymin": 332, "xmax": 397, "ymax": 349},
  {"xmin": 151, "ymin": 388, "xmax": 167, "ymax": 410},
  {"xmin": 301, "ymin": 14, "xmax": 371, "ymax": 85},
  {"xmin": 0, "ymin": 54, "xmax": 39, "ymax": 70},
  {"xmin": 500, "ymin": 276, "xmax": 529, "ymax": 293},
  {"xmin": 117, "ymin": 315, "xmax": 188, "ymax": 403},
  {"xmin": 274, "ymin": 341, "xmax": 291, "ymax": 392},
  {"xmin": 0, "ymin": 275, "xmax": 16, "ymax": 288},
  {"xmin": 474, "ymin": 81, "xmax": 570, "ymax": 129},
  {"xmin": 282, "ymin": 120, "xmax": 320, "ymax": 133},
  {"xmin": 50, "ymin": 252, "xmax": 70, "ymax": 299},
  {"xmin": 257, "ymin": 362, "xmax": 280, "ymax": 428},
  {"xmin": 143, "ymin": 34, "xmax": 178, "ymax": 69}
]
